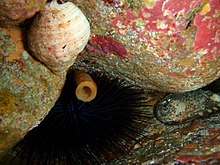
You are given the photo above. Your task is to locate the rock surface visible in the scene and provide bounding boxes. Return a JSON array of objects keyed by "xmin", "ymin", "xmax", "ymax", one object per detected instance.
[
  {"xmin": 71, "ymin": 0, "xmax": 220, "ymax": 93},
  {"xmin": 69, "ymin": 0, "xmax": 220, "ymax": 164},
  {"xmin": 0, "ymin": 27, "xmax": 65, "ymax": 159},
  {"xmin": 0, "ymin": 0, "xmax": 220, "ymax": 164},
  {"xmin": 107, "ymin": 102, "xmax": 220, "ymax": 165},
  {"xmin": 0, "ymin": 0, "xmax": 47, "ymax": 27}
]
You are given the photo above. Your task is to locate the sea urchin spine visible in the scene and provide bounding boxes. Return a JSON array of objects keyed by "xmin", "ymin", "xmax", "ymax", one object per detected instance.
[{"xmin": 10, "ymin": 71, "xmax": 152, "ymax": 165}]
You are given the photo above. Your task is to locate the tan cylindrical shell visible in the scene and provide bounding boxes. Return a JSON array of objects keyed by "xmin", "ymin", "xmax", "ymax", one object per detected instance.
[
  {"xmin": 74, "ymin": 71, "xmax": 97, "ymax": 102},
  {"xmin": 28, "ymin": 0, "xmax": 90, "ymax": 74}
]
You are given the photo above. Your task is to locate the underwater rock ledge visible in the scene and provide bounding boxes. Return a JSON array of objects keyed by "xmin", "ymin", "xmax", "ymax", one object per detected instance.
[
  {"xmin": 0, "ymin": 27, "xmax": 65, "ymax": 159},
  {"xmin": 71, "ymin": 0, "xmax": 220, "ymax": 93}
]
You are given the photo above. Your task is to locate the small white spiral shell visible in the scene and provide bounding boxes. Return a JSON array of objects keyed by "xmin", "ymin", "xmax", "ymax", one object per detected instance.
[{"xmin": 28, "ymin": 0, "xmax": 90, "ymax": 74}]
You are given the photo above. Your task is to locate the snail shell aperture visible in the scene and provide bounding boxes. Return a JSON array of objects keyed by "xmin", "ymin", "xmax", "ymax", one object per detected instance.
[{"xmin": 28, "ymin": 0, "xmax": 90, "ymax": 74}]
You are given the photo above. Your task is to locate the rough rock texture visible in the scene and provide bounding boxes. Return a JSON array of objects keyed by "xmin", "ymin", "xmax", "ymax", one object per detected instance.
[
  {"xmin": 107, "ymin": 105, "xmax": 220, "ymax": 165},
  {"xmin": 71, "ymin": 0, "xmax": 220, "ymax": 93},
  {"xmin": 0, "ymin": 0, "xmax": 47, "ymax": 27},
  {"xmin": 0, "ymin": 27, "xmax": 65, "ymax": 159},
  {"xmin": 0, "ymin": 0, "xmax": 220, "ymax": 164},
  {"xmin": 69, "ymin": 0, "xmax": 220, "ymax": 164}
]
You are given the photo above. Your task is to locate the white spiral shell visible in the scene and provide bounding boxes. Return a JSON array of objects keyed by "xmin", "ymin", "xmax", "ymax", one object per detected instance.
[{"xmin": 28, "ymin": 0, "xmax": 90, "ymax": 74}]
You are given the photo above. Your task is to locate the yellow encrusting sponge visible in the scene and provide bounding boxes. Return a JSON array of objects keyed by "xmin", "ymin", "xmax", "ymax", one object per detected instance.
[{"xmin": 74, "ymin": 71, "xmax": 97, "ymax": 102}]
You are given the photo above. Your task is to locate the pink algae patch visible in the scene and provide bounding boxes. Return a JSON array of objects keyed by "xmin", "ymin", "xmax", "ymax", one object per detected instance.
[
  {"xmin": 87, "ymin": 35, "xmax": 133, "ymax": 58},
  {"xmin": 163, "ymin": 0, "xmax": 200, "ymax": 16},
  {"xmin": 193, "ymin": 0, "xmax": 220, "ymax": 61},
  {"xmin": 111, "ymin": 0, "xmax": 172, "ymax": 33},
  {"xmin": 111, "ymin": 0, "xmax": 201, "ymax": 34},
  {"xmin": 110, "ymin": 0, "xmax": 202, "ymax": 59}
]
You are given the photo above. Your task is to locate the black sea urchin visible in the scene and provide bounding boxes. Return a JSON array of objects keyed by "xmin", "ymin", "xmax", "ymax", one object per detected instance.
[{"xmin": 10, "ymin": 72, "xmax": 152, "ymax": 165}]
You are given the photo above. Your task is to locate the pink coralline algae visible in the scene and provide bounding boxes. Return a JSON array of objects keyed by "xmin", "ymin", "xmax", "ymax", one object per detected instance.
[
  {"xmin": 163, "ymin": 0, "xmax": 200, "ymax": 16},
  {"xmin": 193, "ymin": 0, "xmax": 220, "ymax": 61},
  {"xmin": 109, "ymin": 0, "xmax": 220, "ymax": 63},
  {"xmin": 76, "ymin": 0, "xmax": 220, "ymax": 92},
  {"xmin": 111, "ymin": 0, "xmax": 200, "ymax": 33},
  {"xmin": 110, "ymin": 0, "xmax": 202, "ymax": 59},
  {"xmin": 87, "ymin": 35, "xmax": 132, "ymax": 58}
]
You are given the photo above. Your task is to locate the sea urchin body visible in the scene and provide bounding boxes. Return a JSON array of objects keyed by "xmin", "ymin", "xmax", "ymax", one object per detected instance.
[{"xmin": 11, "ymin": 72, "xmax": 152, "ymax": 165}]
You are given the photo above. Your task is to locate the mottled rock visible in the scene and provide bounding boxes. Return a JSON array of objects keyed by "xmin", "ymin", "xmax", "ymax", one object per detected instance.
[
  {"xmin": 154, "ymin": 89, "xmax": 220, "ymax": 125},
  {"xmin": 0, "ymin": 0, "xmax": 220, "ymax": 164},
  {"xmin": 0, "ymin": 0, "xmax": 47, "ymax": 27},
  {"xmin": 105, "ymin": 86, "xmax": 220, "ymax": 165},
  {"xmin": 71, "ymin": 0, "xmax": 220, "ymax": 92},
  {"xmin": 0, "ymin": 27, "xmax": 65, "ymax": 159}
]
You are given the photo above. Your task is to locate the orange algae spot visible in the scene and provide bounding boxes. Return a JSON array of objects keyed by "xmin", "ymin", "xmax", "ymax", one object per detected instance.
[
  {"xmin": 177, "ymin": 120, "xmax": 200, "ymax": 135},
  {"xmin": 2, "ymin": 27, "xmax": 25, "ymax": 62},
  {"xmin": 58, "ymin": 20, "xmax": 71, "ymax": 28},
  {"xmin": 0, "ymin": 90, "xmax": 17, "ymax": 115},
  {"xmin": 200, "ymin": 3, "xmax": 211, "ymax": 15},
  {"xmin": 154, "ymin": 139, "xmax": 164, "ymax": 146},
  {"xmin": 179, "ymin": 143, "xmax": 197, "ymax": 153}
]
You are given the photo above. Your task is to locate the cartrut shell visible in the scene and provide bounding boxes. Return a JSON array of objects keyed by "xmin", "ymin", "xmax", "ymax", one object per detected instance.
[{"xmin": 28, "ymin": 0, "xmax": 90, "ymax": 74}]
